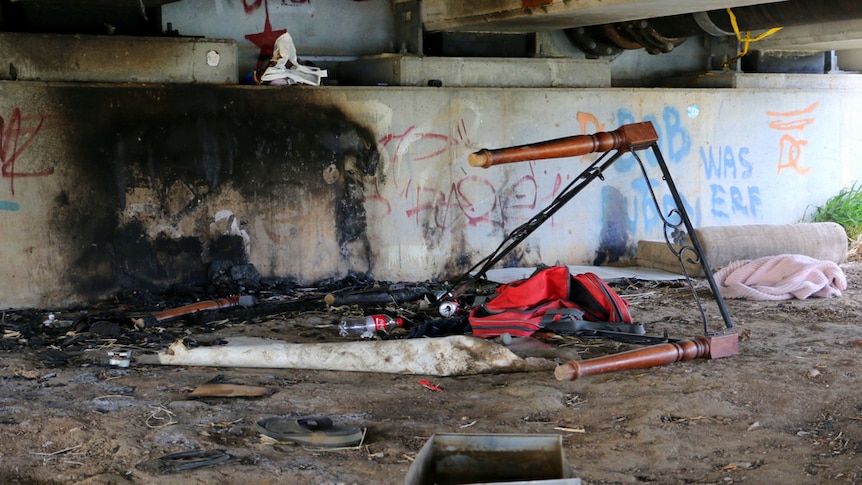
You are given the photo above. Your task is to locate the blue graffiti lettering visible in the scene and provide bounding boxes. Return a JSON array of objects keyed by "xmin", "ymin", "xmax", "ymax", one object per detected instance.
[
  {"xmin": 748, "ymin": 185, "xmax": 761, "ymax": 216},
  {"xmin": 0, "ymin": 200, "xmax": 20, "ymax": 211},
  {"xmin": 710, "ymin": 184, "xmax": 761, "ymax": 219},
  {"xmin": 700, "ymin": 145, "xmax": 753, "ymax": 180},
  {"xmin": 615, "ymin": 109, "xmax": 638, "ymax": 173},
  {"xmin": 701, "ymin": 146, "xmax": 721, "ymax": 180},
  {"xmin": 723, "ymin": 147, "xmax": 738, "ymax": 179},
  {"xmin": 614, "ymin": 106, "xmax": 691, "ymax": 174},
  {"xmin": 662, "ymin": 192, "xmax": 700, "ymax": 229},
  {"xmin": 730, "ymin": 186, "xmax": 747, "ymax": 215},
  {"xmin": 603, "ymin": 186, "xmax": 638, "ymax": 236},
  {"xmin": 663, "ymin": 106, "xmax": 691, "ymax": 163},
  {"xmin": 739, "ymin": 147, "xmax": 752, "ymax": 178},
  {"xmin": 628, "ymin": 177, "xmax": 700, "ymax": 234},
  {"xmin": 632, "ymin": 177, "xmax": 661, "ymax": 233},
  {"xmin": 710, "ymin": 184, "xmax": 728, "ymax": 219}
]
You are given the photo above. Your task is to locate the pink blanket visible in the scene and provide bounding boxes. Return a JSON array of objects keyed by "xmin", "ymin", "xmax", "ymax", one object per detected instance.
[{"xmin": 713, "ymin": 254, "xmax": 846, "ymax": 300}]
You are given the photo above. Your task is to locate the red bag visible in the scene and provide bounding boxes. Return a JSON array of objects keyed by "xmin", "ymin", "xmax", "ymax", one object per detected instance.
[
  {"xmin": 569, "ymin": 272, "xmax": 632, "ymax": 323},
  {"xmin": 468, "ymin": 266, "xmax": 632, "ymax": 338}
]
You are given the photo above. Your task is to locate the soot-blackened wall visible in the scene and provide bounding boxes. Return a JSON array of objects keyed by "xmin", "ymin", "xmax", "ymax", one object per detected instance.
[{"xmin": 51, "ymin": 85, "xmax": 380, "ymax": 301}]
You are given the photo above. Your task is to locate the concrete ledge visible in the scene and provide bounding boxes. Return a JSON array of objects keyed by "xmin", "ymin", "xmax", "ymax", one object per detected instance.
[
  {"xmin": 661, "ymin": 71, "xmax": 862, "ymax": 89},
  {"xmin": 337, "ymin": 54, "xmax": 610, "ymax": 87},
  {"xmin": 0, "ymin": 33, "xmax": 237, "ymax": 84},
  {"xmin": 731, "ymin": 73, "xmax": 862, "ymax": 90}
]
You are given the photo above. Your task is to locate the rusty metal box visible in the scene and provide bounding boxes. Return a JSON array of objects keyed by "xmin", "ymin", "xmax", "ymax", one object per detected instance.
[{"xmin": 404, "ymin": 433, "xmax": 581, "ymax": 485}]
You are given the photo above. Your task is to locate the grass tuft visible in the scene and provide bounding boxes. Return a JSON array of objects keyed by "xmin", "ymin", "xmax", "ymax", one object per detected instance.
[{"xmin": 803, "ymin": 182, "xmax": 862, "ymax": 240}]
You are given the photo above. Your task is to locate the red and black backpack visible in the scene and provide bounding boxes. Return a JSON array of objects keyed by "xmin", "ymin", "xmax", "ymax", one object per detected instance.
[{"xmin": 468, "ymin": 266, "xmax": 641, "ymax": 338}]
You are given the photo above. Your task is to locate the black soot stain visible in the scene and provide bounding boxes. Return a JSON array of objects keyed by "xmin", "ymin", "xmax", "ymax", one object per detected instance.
[
  {"xmin": 593, "ymin": 186, "xmax": 633, "ymax": 265},
  {"xmin": 54, "ymin": 85, "xmax": 381, "ymax": 300}
]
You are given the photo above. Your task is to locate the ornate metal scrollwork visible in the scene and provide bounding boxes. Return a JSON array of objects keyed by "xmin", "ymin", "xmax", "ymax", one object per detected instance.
[{"xmin": 457, "ymin": 122, "xmax": 734, "ymax": 338}]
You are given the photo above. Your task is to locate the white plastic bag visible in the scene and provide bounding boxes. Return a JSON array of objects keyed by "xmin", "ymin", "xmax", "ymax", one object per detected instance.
[{"xmin": 260, "ymin": 32, "xmax": 328, "ymax": 86}]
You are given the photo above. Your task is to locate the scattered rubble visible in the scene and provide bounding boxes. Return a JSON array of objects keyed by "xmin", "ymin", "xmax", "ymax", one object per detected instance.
[{"xmin": 2, "ymin": 265, "xmax": 861, "ymax": 484}]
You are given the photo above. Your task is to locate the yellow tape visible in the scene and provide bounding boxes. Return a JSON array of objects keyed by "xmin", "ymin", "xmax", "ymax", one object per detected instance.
[{"xmin": 722, "ymin": 7, "xmax": 783, "ymax": 68}]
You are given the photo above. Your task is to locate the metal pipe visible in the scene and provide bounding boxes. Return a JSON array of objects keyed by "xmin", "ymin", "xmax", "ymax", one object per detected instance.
[
  {"xmin": 567, "ymin": 0, "xmax": 862, "ymax": 57},
  {"xmin": 651, "ymin": 0, "xmax": 862, "ymax": 39}
]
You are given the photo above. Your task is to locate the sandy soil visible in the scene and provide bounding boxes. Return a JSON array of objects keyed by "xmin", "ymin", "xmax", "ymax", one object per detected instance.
[{"xmin": 1, "ymin": 264, "xmax": 861, "ymax": 485}]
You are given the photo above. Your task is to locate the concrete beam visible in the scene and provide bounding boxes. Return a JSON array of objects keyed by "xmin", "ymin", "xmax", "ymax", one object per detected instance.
[
  {"xmin": 0, "ymin": 33, "xmax": 237, "ymax": 84},
  {"xmin": 338, "ymin": 55, "xmax": 610, "ymax": 88},
  {"xmin": 838, "ymin": 49, "xmax": 862, "ymax": 72},
  {"xmin": 423, "ymin": 0, "xmax": 786, "ymax": 33}
]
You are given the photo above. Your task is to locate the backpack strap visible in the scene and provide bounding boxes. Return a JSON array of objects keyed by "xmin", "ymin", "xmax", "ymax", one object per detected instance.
[
  {"xmin": 541, "ymin": 309, "xmax": 646, "ymax": 335},
  {"xmin": 539, "ymin": 307, "xmax": 586, "ymax": 325}
]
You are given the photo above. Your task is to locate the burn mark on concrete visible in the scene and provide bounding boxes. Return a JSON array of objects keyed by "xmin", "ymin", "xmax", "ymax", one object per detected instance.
[
  {"xmin": 440, "ymin": 252, "xmax": 474, "ymax": 282},
  {"xmin": 593, "ymin": 186, "xmax": 634, "ymax": 265},
  {"xmin": 54, "ymin": 85, "xmax": 381, "ymax": 301},
  {"xmin": 210, "ymin": 234, "xmax": 248, "ymax": 264},
  {"xmin": 67, "ymin": 211, "xmax": 121, "ymax": 296},
  {"xmin": 109, "ymin": 221, "xmax": 169, "ymax": 288},
  {"xmin": 153, "ymin": 234, "xmax": 208, "ymax": 284}
]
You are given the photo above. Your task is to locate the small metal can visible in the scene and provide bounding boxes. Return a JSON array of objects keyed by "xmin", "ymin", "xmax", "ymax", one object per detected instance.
[
  {"xmin": 438, "ymin": 300, "xmax": 459, "ymax": 318},
  {"xmin": 108, "ymin": 350, "xmax": 132, "ymax": 368}
]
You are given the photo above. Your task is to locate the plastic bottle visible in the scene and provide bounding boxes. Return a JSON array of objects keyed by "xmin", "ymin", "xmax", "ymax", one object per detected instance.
[{"xmin": 338, "ymin": 314, "xmax": 404, "ymax": 337}]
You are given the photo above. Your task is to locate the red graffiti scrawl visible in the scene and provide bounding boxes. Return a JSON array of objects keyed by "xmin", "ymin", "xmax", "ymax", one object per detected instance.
[{"xmin": 0, "ymin": 108, "xmax": 55, "ymax": 195}]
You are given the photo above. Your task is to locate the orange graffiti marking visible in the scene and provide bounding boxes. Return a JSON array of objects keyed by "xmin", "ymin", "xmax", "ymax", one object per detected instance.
[
  {"xmin": 577, "ymin": 112, "xmax": 605, "ymax": 137},
  {"xmin": 776, "ymin": 134, "xmax": 810, "ymax": 176},
  {"xmin": 766, "ymin": 101, "xmax": 818, "ymax": 175}
]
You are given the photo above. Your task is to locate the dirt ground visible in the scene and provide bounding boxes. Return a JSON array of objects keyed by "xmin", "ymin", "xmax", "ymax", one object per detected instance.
[{"xmin": 2, "ymin": 263, "xmax": 862, "ymax": 485}]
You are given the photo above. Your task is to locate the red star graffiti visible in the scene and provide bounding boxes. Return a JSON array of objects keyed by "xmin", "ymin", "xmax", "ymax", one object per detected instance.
[{"xmin": 244, "ymin": 0, "xmax": 286, "ymax": 70}]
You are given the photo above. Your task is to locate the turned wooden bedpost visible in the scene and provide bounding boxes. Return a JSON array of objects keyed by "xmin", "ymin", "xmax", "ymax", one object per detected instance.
[
  {"xmin": 554, "ymin": 333, "xmax": 739, "ymax": 381},
  {"xmin": 465, "ymin": 121, "xmax": 740, "ymax": 379},
  {"xmin": 468, "ymin": 122, "xmax": 659, "ymax": 168}
]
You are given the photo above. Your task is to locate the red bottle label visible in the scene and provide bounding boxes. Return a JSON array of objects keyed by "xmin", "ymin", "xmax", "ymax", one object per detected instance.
[{"xmin": 370, "ymin": 314, "xmax": 389, "ymax": 331}]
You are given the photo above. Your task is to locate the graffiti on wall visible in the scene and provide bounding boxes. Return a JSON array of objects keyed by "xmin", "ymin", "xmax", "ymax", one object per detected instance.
[
  {"xmin": 609, "ymin": 106, "xmax": 698, "ymax": 237},
  {"xmin": 371, "ymin": 105, "xmax": 701, "ymax": 242},
  {"xmin": 370, "ymin": 98, "xmax": 824, "ymax": 263},
  {"xmin": 0, "ymin": 108, "xmax": 57, "ymax": 211},
  {"xmin": 767, "ymin": 101, "xmax": 819, "ymax": 176},
  {"xmin": 369, "ymin": 108, "xmax": 608, "ymax": 237},
  {"xmin": 691, "ymin": 100, "xmax": 820, "ymax": 221},
  {"xmin": 242, "ymin": 0, "xmax": 370, "ymax": 69},
  {"xmin": 244, "ymin": 0, "xmax": 286, "ymax": 68},
  {"xmin": 372, "ymin": 121, "xmax": 508, "ymax": 230},
  {"xmin": 700, "ymin": 143, "xmax": 761, "ymax": 220}
]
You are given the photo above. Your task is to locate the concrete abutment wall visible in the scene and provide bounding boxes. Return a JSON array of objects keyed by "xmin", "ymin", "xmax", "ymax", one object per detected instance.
[{"xmin": 1, "ymin": 81, "xmax": 859, "ymax": 308}]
